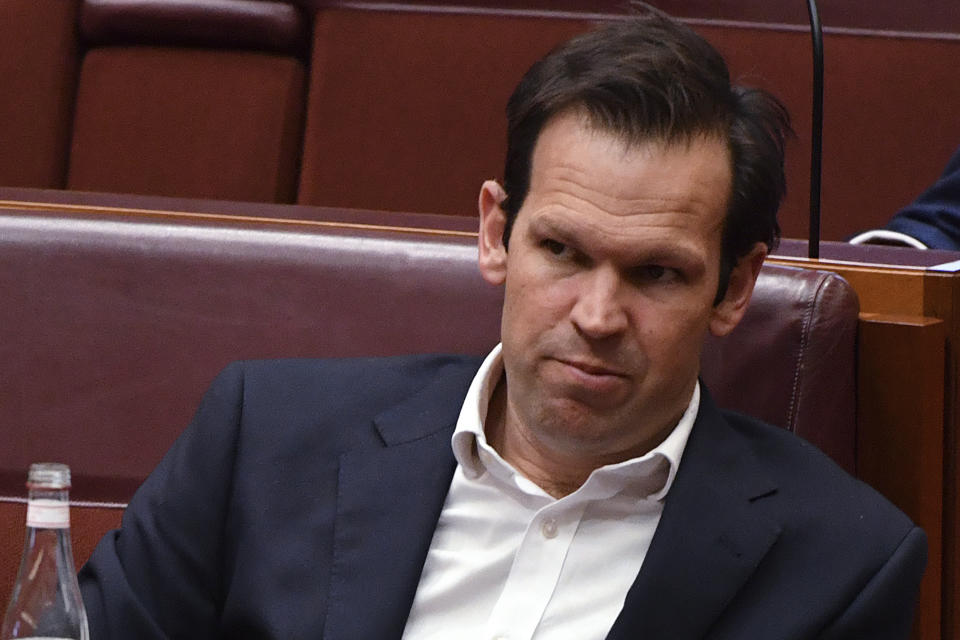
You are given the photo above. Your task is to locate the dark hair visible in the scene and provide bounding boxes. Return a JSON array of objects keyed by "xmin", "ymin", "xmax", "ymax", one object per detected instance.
[{"xmin": 500, "ymin": 4, "xmax": 791, "ymax": 302}]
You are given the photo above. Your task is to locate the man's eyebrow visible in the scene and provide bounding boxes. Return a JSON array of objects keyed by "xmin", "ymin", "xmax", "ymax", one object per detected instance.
[
  {"xmin": 633, "ymin": 246, "xmax": 702, "ymax": 267},
  {"xmin": 528, "ymin": 216, "xmax": 578, "ymax": 243},
  {"xmin": 530, "ymin": 215, "xmax": 703, "ymax": 266}
]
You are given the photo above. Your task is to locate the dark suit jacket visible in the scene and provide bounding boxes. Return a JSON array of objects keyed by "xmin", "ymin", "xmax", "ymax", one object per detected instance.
[
  {"xmin": 79, "ymin": 355, "xmax": 926, "ymax": 639},
  {"xmin": 886, "ymin": 144, "xmax": 960, "ymax": 249}
]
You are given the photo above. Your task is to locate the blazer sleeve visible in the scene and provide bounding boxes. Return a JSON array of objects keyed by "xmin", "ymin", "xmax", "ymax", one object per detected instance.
[
  {"xmin": 818, "ymin": 526, "xmax": 928, "ymax": 640},
  {"xmin": 79, "ymin": 362, "xmax": 248, "ymax": 639},
  {"xmin": 885, "ymin": 145, "xmax": 960, "ymax": 250}
]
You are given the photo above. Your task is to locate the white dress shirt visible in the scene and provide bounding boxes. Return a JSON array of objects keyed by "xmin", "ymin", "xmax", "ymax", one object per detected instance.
[{"xmin": 401, "ymin": 345, "xmax": 699, "ymax": 640}]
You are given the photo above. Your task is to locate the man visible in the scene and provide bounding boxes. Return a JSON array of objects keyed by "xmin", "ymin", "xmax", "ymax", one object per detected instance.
[
  {"xmin": 79, "ymin": 6, "xmax": 926, "ymax": 639},
  {"xmin": 850, "ymin": 144, "xmax": 960, "ymax": 249}
]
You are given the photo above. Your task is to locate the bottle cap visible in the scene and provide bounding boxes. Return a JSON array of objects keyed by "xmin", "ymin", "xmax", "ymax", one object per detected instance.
[{"xmin": 27, "ymin": 462, "xmax": 71, "ymax": 489}]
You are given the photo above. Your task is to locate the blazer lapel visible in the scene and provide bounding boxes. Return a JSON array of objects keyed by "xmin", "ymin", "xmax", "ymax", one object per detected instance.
[
  {"xmin": 607, "ymin": 389, "xmax": 781, "ymax": 640},
  {"xmin": 322, "ymin": 359, "xmax": 478, "ymax": 640}
]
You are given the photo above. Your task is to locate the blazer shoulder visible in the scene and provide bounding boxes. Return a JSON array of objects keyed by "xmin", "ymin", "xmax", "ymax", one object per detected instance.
[
  {"xmin": 215, "ymin": 353, "xmax": 483, "ymax": 405},
  {"xmin": 227, "ymin": 352, "xmax": 482, "ymax": 374},
  {"xmin": 206, "ymin": 353, "xmax": 484, "ymax": 443},
  {"xmin": 722, "ymin": 409, "xmax": 917, "ymax": 537}
]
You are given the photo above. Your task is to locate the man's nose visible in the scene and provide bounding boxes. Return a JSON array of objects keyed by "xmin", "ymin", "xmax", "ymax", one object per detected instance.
[{"xmin": 570, "ymin": 266, "xmax": 629, "ymax": 339}]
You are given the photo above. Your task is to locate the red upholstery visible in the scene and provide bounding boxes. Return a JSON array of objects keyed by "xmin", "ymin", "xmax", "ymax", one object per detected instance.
[
  {"xmin": 0, "ymin": 201, "xmax": 859, "ymax": 611},
  {"xmin": 0, "ymin": 204, "xmax": 503, "ymax": 607},
  {"xmin": 306, "ymin": 0, "xmax": 960, "ymax": 32},
  {"xmin": 702, "ymin": 267, "xmax": 858, "ymax": 472},
  {"xmin": 3, "ymin": 0, "xmax": 960, "ymax": 237},
  {"xmin": 0, "ymin": 205, "xmax": 858, "ymax": 490},
  {"xmin": 0, "ymin": 207, "xmax": 501, "ymax": 489},
  {"xmin": 298, "ymin": 8, "xmax": 588, "ymax": 215},
  {"xmin": 0, "ymin": 0, "xmax": 79, "ymax": 188},
  {"xmin": 81, "ymin": 0, "xmax": 308, "ymax": 53},
  {"xmin": 65, "ymin": 0, "xmax": 309, "ymax": 202},
  {"xmin": 67, "ymin": 47, "xmax": 306, "ymax": 202},
  {"xmin": 297, "ymin": 3, "xmax": 960, "ymax": 240}
]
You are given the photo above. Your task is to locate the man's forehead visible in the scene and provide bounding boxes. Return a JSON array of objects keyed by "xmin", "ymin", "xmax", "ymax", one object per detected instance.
[
  {"xmin": 524, "ymin": 115, "xmax": 732, "ymax": 226},
  {"xmin": 534, "ymin": 108, "xmax": 729, "ymax": 162}
]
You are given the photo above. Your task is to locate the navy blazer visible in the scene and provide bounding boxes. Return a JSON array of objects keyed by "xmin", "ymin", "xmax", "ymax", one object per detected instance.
[
  {"xmin": 79, "ymin": 355, "xmax": 926, "ymax": 639},
  {"xmin": 886, "ymin": 145, "xmax": 960, "ymax": 249}
]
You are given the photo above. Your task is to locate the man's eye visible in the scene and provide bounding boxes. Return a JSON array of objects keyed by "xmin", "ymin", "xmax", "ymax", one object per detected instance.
[
  {"xmin": 634, "ymin": 265, "xmax": 679, "ymax": 283},
  {"xmin": 542, "ymin": 239, "xmax": 568, "ymax": 256},
  {"xmin": 643, "ymin": 265, "xmax": 666, "ymax": 279}
]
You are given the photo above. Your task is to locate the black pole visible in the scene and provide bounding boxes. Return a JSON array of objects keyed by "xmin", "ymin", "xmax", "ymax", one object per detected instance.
[{"xmin": 806, "ymin": 0, "xmax": 824, "ymax": 259}]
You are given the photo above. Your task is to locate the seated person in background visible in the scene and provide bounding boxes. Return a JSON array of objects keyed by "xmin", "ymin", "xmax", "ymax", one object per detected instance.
[
  {"xmin": 850, "ymin": 144, "xmax": 960, "ymax": 249},
  {"xmin": 79, "ymin": 5, "xmax": 927, "ymax": 639}
]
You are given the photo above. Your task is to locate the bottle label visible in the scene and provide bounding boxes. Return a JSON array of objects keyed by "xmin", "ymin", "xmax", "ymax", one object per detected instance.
[{"xmin": 25, "ymin": 499, "xmax": 70, "ymax": 529}]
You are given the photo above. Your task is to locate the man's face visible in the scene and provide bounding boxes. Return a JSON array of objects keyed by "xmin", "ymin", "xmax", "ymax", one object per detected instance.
[{"xmin": 478, "ymin": 112, "xmax": 765, "ymax": 464}]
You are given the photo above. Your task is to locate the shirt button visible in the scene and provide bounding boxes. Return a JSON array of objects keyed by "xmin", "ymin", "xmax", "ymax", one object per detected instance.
[{"xmin": 541, "ymin": 517, "xmax": 558, "ymax": 539}]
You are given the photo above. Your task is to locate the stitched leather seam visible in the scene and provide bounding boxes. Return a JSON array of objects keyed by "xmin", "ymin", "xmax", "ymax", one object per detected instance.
[
  {"xmin": 0, "ymin": 199, "xmax": 477, "ymax": 239},
  {"xmin": 787, "ymin": 274, "xmax": 830, "ymax": 431}
]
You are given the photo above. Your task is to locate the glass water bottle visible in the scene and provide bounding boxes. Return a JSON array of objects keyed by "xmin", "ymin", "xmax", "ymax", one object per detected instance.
[{"xmin": 1, "ymin": 463, "xmax": 89, "ymax": 639}]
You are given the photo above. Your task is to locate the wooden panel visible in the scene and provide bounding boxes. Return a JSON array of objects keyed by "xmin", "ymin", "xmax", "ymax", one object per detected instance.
[
  {"xmin": 858, "ymin": 313, "xmax": 945, "ymax": 640},
  {"xmin": 0, "ymin": 500, "xmax": 24, "ymax": 610},
  {"xmin": 770, "ymin": 255, "xmax": 960, "ymax": 639},
  {"xmin": 921, "ymin": 273, "xmax": 960, "ymax": 638},
  {"xmin": 768, "ymin": 257, "xmax": 928, "ymax": 315}
]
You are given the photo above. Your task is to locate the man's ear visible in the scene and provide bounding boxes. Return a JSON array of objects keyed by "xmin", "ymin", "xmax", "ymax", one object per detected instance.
[
  {"xmin": 478, "ymin": 180, "xmax": 509, "ymax": 286},
  {"xmin": 709, "ymin": 243, "xmax": 767, "ymax": 337}
]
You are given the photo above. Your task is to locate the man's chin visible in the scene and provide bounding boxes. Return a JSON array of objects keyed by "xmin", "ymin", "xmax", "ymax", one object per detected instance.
[{"xmin": 532, "ymin": 399, "xmax": 633, "ymax": 446}]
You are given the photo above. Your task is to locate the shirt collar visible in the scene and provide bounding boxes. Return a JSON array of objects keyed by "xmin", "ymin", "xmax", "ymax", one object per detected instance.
[{"xmin": 451, "ymin": 344, "xmax": 699, "ymax": 502}]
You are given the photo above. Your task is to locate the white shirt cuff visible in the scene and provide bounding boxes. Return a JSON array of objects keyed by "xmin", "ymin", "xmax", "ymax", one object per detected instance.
[{"xmin": 848, "ymin": 229, "xmax": 928, "ymax": 249}]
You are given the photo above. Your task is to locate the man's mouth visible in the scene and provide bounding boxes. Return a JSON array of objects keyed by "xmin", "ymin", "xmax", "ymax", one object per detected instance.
[
  {"xmin": 557, "ymin": 358, "xmax": 628, "ymax": 378},
  {"xmin": 549, "ymin": 358, "xmax": 633, "ymax": 399}
]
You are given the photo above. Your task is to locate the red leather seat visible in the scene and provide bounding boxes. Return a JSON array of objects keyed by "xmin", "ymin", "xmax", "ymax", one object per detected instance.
[
  {"xmin": 0, "ymin": 202, "xmax": 859, "ymax": 607},
  {"xmin": 66, "ymin": 0, "xmax": 308, "ymax": 202}
]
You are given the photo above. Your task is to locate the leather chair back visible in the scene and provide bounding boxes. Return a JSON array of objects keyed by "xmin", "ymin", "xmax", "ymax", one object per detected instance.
[
  {"xmin": 66, "ymin": 0, "xmax": 308, "ymax": 202},
  {"xmin": 0, "ymin": 204, "xmax": 858, "ymax": 604}
]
